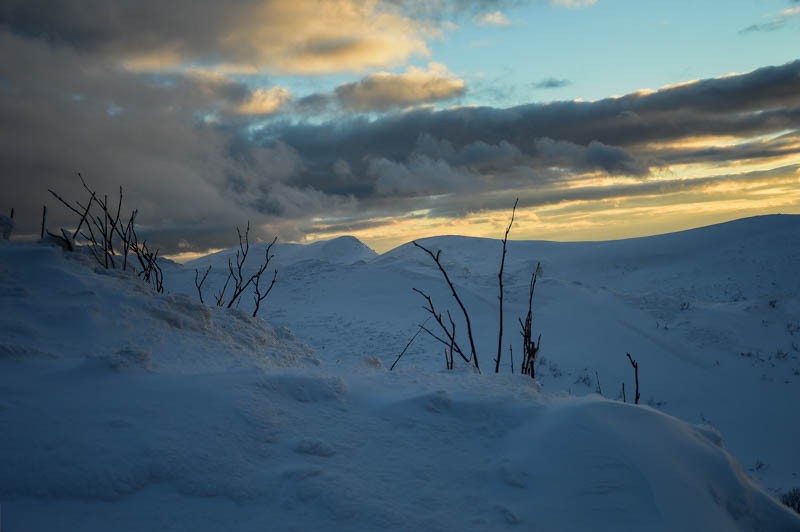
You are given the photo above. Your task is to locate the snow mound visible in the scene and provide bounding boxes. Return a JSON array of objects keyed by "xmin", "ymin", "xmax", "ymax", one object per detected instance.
[
  {"xmin": 172, "ymin": 214, "xmax": 800, "ymax": 495},
  {"xmin": 188, "ymin": 235, "xmax": 377, "ymax": 272},
  {"xmin": 288, "ymin": 235, "xmax": 378, "ymax": 265},
  {"xmin": 0, "ymin": 242, "xmax": 317, "ymax": 372},
  {"xmin": 1, "ymin": 363, "xmax": 797, "ymax": 530},
  {"xmin": 1, "ymin": 225, "xmax": 799, "ymax": 531}
]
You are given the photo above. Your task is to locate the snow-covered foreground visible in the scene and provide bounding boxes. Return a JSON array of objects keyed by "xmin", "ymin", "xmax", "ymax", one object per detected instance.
[{"xmin": 1, "ymin": 216, "xmax": 799, "ymax": 530}]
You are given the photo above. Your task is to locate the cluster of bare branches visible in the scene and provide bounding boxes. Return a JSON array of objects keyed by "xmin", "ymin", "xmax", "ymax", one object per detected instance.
[
  {"xmin": 623, "ymin": 352, "xmax": 641, "ymax": 404},
  {"xmin": 195, "ymin": 222, "xmax": 277, "ymax": 318},
  {"xmin": 412, "ymin": 241, "xmax": 481, "ymax": 372},
  {"xmin": 47, "ymin": 175, "xmax": 163, "ymax": 292},
  {"xmin": 407, "ymin": 198, "xmax": 544, "ymax": 376},
  {"xmin": 519, "ymin": 262, "xmax": 542, "ymax": 378}
]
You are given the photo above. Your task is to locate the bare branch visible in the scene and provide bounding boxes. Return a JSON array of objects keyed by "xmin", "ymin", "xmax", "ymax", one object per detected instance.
[
  {"xmin": 389, "ymin": 316, "xmax": 431, "ymax": 371},
  {"xmin": 626, "ymin": 352, "xmax": 641, "ymax": 404},
  {"xmin": 412, "ymin": 287, "xmax": 471, "ymax": 366},
  {"xmin": 215, "ymin": 268, "xmax": 233, "ymax": 307},
  {"xmin": 40, "ymin": 205, "xmax": 46, "ymax": 239},
  {"xmin": 495, "ymin": 197, "xmax": 518, "ymax": 373},
  {"xmin": 225, "ymin": 222, "xmax": 257, "ymax": 309},
  {"xmin": 520, "ymin": 262, "xmax": 542, "ymax": 378},
  {"xmin": 195, "ymin": 265, "xmax": 212, "ymax": 305},
  {"xmin": 252, "ymin": 237, "xmax": 278, "ymax": 317},
  {"xmin": 413, "ymin": 241, "xmax": 480, "ymax": 372}
]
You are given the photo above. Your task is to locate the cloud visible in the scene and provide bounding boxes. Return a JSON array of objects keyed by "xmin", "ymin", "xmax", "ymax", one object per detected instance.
[
  {"xmin": 0, "ymin": 30, "xmax": 353, "ymax": 252},
  {"xmin": 265, "ymin": 60, "xmax": 800, "ymax": 180},
  {"xmin": 1, "ymin": 13, "xmax": 798, "ymax": 254},
  {"xmin": 0, "ymin": 1, "xmax": 431, "ymax": 75},
  {"xmin": 532, "ymin": 77, "xmax": 571, "ymax": 89},
  {"xmin": 334, "ymin": 63, "xmax": 466, "ymax": 112},
  {"xmin": 370, "ymin": 155, "xmax": 483, "ymax": 196},
  {"xmin": 474, "ymin": 11, "xmax": 513, "ymax": 26},
  {"xmin": 235, "ymin": 87, "xmax": 292, "ymax": 116},
  {"xmin": 739, "ymin": 6, "xmax": 800, "ymax": 34},
  {"xmin": 739, "ymin": 20, "xmax": 786, "ymax": 33},
  {"xmin": 549, "ymin": 0, "xmax": 597, "ymax": 8},
  {"xmin": 533, "ymin": 138, "xmax": 653, "ymax": 176}
]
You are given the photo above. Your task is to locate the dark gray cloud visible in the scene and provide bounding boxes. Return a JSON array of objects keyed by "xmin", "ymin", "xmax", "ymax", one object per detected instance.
[
  {"xmin": 739, "ymin": 4, "xmax": 800, "ymax": 34},
  {"xmin": 0, "ymin": 1, "xmax": 234, "ymax": 55},
  {"xmin": 0, "ymin": 30, "xmax": 352, "ymax": 252},
  {"xmin": 654, "ymin": 130, "xmax": 800, "ymax": 165},
  {"xmin": 1, "ymin": 7, "xmax": 798, "ymax": 255},
  {"xmin": 739, "ymin": 20, "xmax": 786, "ymax": 33},
  {"xmin": 252, "ymin": 60, "xmax": 799, "ymax": 200},
  {"xmin": 0, "ymin": 1, "xmax": 432, "ymax": 74},
  {"xmin": 531, "ymin": 77, "xmax": 571, "ymax": 89}
]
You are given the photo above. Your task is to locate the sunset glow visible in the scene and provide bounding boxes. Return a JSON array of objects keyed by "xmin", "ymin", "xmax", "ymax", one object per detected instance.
[{"xmin": 0, "ymin": 0, "xmax": 798, "ymax": 255}]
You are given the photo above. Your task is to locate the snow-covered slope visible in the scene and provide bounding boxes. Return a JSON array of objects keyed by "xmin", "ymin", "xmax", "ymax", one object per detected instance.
[
  {"xmin": 189, "ymin": 234, "xmax": 378, "ymax": 271},
  {"xmin": 1, "ymin": 217, "xmax": 799, "ymax": 531},
  {"xmin": 169, "ymin": 215, "xmax": 800, "ymax": 493}
]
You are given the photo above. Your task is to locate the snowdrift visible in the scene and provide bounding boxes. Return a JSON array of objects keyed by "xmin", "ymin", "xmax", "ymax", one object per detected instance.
[
  {"xmin": 176, "ymin": 215, "xmax": 799, "ymax": 494},
  {"xmin": 1, "ymin": 221, "xmax": 799, "ymax": 531}
]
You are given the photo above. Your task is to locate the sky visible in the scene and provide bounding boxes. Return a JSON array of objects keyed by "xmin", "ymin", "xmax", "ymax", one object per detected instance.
[{"xmin": 1, "ymin": 0, "xmax": 799, "ymax": 258}]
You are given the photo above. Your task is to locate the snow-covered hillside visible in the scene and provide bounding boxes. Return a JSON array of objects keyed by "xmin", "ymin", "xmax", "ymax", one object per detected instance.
[
  {"xmin": 1, "ymin": 216, "xmax": 799, "ymax": 531},
  {"xmin": 178, "ymin": 214, "xmax": 800, "ymax": 495}
]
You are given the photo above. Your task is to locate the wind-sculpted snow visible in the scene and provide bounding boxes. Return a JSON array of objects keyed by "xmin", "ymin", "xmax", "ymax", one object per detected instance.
[
  {"xmin": 178, "ymin": 215, "xmax": 797, "ymax": 494},
  {"xmin": 1, "ymin": 361, "xmax": 797, "ymax": 530},
  {"xmin": 0, "ymin": 243, "xmax": 317, "ymax": 372},
  {"xmin": 1, "ymin": 217, "xmax": 799, "ymax": 530}
]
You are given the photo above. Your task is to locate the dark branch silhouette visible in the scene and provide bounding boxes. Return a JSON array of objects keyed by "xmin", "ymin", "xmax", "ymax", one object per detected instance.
[
  {"xmin": 519, "ymin": 262, "xmax": 542, "ymax": 378},
  {"xmin": 47, "ymin": 176, "xmax": 163, "ymax": 292},
  {"xmin": 413, "ymin": 241, "xmax": 480, "ymax": 372},
  {"xmin": 390, "ymin": 317, "xmax": 431, "ymax": 371},
  {"xmin": 211, "ymin": 224, "xmax": 278, "ymax": 318},
  {"xmin": 194, "ymin": 265, "xmax": 212, "ymax": 305},
  {"xmin": 412, "ymin": 287, "xmax": 472, "ymax": 367},
  {"xmin": 626, "ymin": 352, "xmax": 641, "ymax": 404},
  {"xmin": 251, "ymin": 237, "xmax": 278, "ymax": 318},
  {"xmin": 495, "ymin": 197, "xmax": 518, "ymax": 373}
]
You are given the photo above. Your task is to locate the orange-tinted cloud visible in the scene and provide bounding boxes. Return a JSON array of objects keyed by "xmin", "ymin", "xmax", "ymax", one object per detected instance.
[{"xmin": 335, "ymin": 63, "xmax": 466, "ymax": 111}]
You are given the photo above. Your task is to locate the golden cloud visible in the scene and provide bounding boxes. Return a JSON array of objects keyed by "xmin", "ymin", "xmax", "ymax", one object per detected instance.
[
  {"xmin": 335, "ymin": 62, "xmax": 466, "ymax": 111},
  {"xmin": 217, "ymin": 0, "xmax": 431, "ymax": 74},
  {"xmin": 235, "ymin": 87, "xmax": 292, "ymax": 116}
]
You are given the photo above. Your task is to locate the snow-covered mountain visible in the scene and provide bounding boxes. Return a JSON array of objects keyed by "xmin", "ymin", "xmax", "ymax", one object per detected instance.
[
  {"xmin": 1, "ymin": 216, "xmax": 798, "ymax": 531},
  {"xmin": 188, "ymin": 234, "xmax": 378, "ymax": 271}
]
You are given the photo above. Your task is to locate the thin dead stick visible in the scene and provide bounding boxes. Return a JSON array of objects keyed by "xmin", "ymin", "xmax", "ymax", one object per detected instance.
[
  {"xmin": 390, "ymin": 317, "xmax": 431, "ymax": 371},
  {"xmin": 413, "ymin": 241, "xmax": 480, "ymax": 372},
  {"xmin": 495, "ymin": 197, "xmax": 518, "ymax": 373}
]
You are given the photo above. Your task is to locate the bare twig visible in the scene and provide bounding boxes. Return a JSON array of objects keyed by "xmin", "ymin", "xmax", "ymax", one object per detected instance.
[
  {"xmin": 215, "ymin": 269, "xmax": 233, "ymax": 306},
  {"xmin": 495, "ymin": 197, "xmax": 518, "ymax": 373},
  {"xmin": 626, "ymin": 352, "xmax": 640, "ymax": 404},
  {"xmin": 225, "ymin": 223, "xmax": 257, "ymax": 309},
  {"xmin": 413, "ymin": 241, "xmax": 480, "ymax": 372},
  {"xmin": 253, "ymin": 269, "xmax": 278, "ymax": 317},
  {"xmin": 251, "ymin": 237, "xmax": 278, "ymax": 318},
  {"xmin": 519, "ymin": 262, "xmax": 542, "ymax": 378},
  {"xmin": 194, "ymin": 265, "xmax": 212, "ymax": 304},
  {"xmin": 413, "ymin": 287, "xmax": 471, "ymax": 367},
  {"xmin": 389, "ymin": 317, "xmax": 431, "ymax": 371}
]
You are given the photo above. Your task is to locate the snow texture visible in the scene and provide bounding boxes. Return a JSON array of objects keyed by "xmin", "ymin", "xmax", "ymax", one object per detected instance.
[
  {"xmin": 1, "ymin": 215, "xmax": 799, "ymax": 531},
  {"xmin": 0, "ymin": 214, "xmax": 13, "ymax": 240}
]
